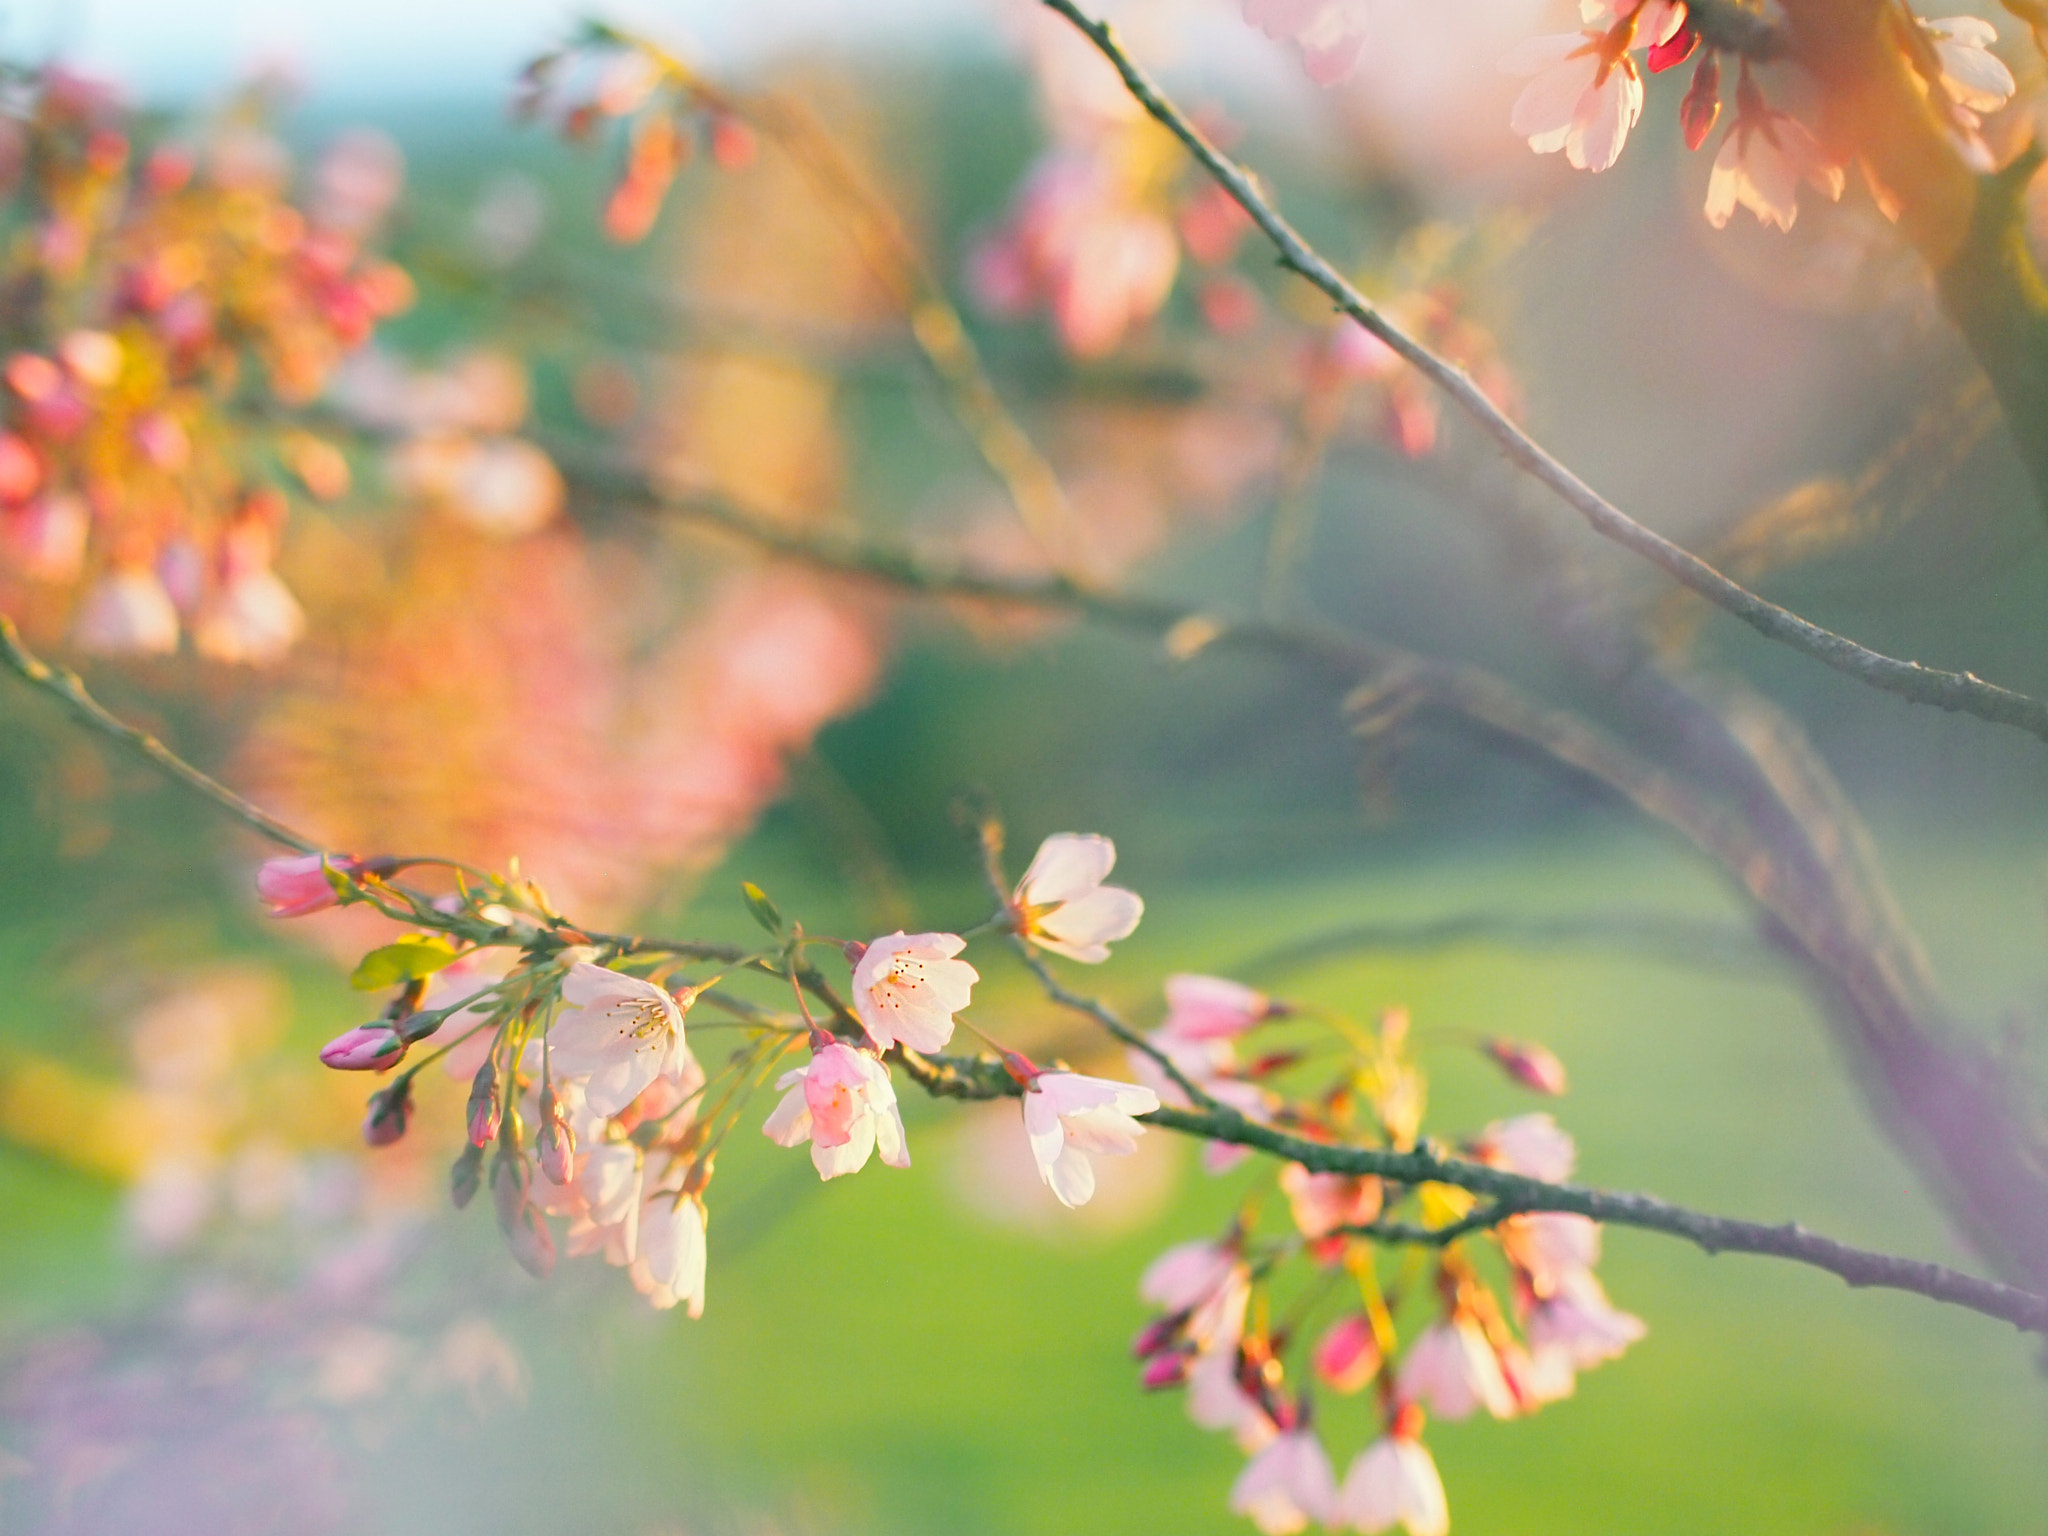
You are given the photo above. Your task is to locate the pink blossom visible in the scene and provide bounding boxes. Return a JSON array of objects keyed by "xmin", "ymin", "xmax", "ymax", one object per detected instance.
[
  {"xmin": 1396, "ymin": 1316, "xmax": 1517, "ymax": 1421},
  {"xmin": 1188, "ymin": 1342, "xmax": 1277, "ymax": 1451},
  {"xmin": 1313, "ymin": 1312, "xmax": 1381, "ymax": 1394},
  {"xmin": 631, "ymin": 1183, "xmax": 707, "ymax": 1316},
  {"xmin": 1021, "ymin": 1069, "xmax": 1161, "ymax": 1207},
  {"xmin": 73, "ymin": 567, "xmax": 180, "ymax": 655},
  {"xmin": 1500, "ymin": 1211, "xmax": 1601, "ymax": 1295},
  {"xmin": 1703, "ymin": 104, "xmax": 1844, "ymax": 232},
  {"xmin": 1229, "ymin": 1425, "xmax": 1339, "ymax": 1535},
  {"xmin": 1162, "ymin": 974, "xmax": 1270, "ymax": 1040},
  {"xmin": 1013, "ymin": 832, "xmax": 1144, "ymax": 963},
  {"xmin": 1339, "ymin": 1408, "xmax": 1448, "ymax": 1536},
  {"xmin": 1472, "ymin": 1112, "xmax": 1575, "ymax": 1182},
  {"xmin": 1241, "ymin": 0, "xmax": 1371, "ymax": 87},
  {"xmin": 1139, "ymin": 1238, "xmax": 1250, "ymax": 1351},
  {"xmin": 546, "ymin": 962, "xmax": 690, "ymax": 1116},
  {"xmin": 1279, "ymin": 1162, "xmax": 1384, "ymax": 1241},
  {"xmin": 193, "ymin": 567, "xmax": 306, "ymax": 666},
  {"xmin": 851, "ymin": 930, "xmax": 978, "ymax": 1052},
  {"xmin": 565, "ymin": 1139, "xmax": 643, "ymax": 1264},
  {"xmin": 1, "ymin": 493, "xmax": 88, "ymax": 582},
  {"xmin": 760, "ymin": 1042, "xmax": 910, "ymax": 1179},
  {"xmin": 1923, "ymin": 16, "xmax": 2016, "ymax": 114},
  {"xmin": 1524, "ymin": 1268, "xmax": 1645, "ymax": 1367},
  {"xmin": 256, "ymin": 853, "xmax": 360, "ymax": 917},
  {"xmin": 318, "ymin": 1024, "xmax": 405, "ymax": 1072},
  {"xmin": 1503, "ymin": 32, "xmax": 1643, "ymax": 173}
]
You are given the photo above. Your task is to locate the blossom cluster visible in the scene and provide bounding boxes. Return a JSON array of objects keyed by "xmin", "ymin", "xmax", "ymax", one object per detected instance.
[
  {"xmin": 1250, "ymin": 0, "xmax": 2019, "ymax": 234},
  {"xmin": 268, "ymin": 814, "xmax": 1634, "ymax": 1536},
  {"xmin": 0, "ymin": 69, "xmax": 411, "ymax": 662}
]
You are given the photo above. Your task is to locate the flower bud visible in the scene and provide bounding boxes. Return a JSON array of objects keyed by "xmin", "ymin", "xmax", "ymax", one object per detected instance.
[
  {"xmin": 1482, "ymin": 1038, "xmax": 1568, "ymax": 1096},
  {"xmin": 467, "ymin": 1057, "xmax": 502, "ymax": 1147},
  {"xmin": 256, "ymin": 852, "xmax": 362, "ymax": 917},
  {"xmin": 1131, "ymin": 1313, "xmax": 1184, "ymax": 1360},
  {"xmin": 362, "ymin": 1079, "xmax": 413, "ymax": 1146},
  {"xmin": 449, "ymin": 1143, "xmax": 485, "ymax": 1209},
  {"xmin": 319, "ymin": 1024, "xmax": 405, "ymax": 1072},
  {"xmin": 490, "ymin": 1148, "xmax": 530, "ymax": 1237},
  {"xmin": 537, "ymin": 1086, "xmax": 576, "ymax": 1185},
  {"xmin": 1313, "ymin": 1313, "xmax": 1381, "ymax": 1394},
  {"xmin": 505, "ymin": 1202, "xmax": 556, "ymax": 1280},
  {"xmin": 1140, "ymin": 1350, "xmax": 1191, "ymax": 1390},
  {"xmin": 1647, "ymin": 18, "xmax": 1698, "ymax": 72},
  {"xmin": 1681, "ymin": 52, "xmax": 1723, "ymax": 152}
]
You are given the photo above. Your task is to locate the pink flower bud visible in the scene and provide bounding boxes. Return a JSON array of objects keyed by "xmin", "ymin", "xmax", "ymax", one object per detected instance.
[
  {"xmin": 256, "ymin": 853, "xmax": 361, "ymax": 917},
  {"xmin": 362, "ymin": 1081, "xmax": 412, "ymax": 1146},
  {"xmin": 467, "ymin": 1057, "xmax": 502, "ymax": 1148},
  {"xmin": 1680, "ymin": 53, "xmax": 1723, "ymax": 153},
  {"xmin": 537, "ymin": 1086, "xmax": 576, "ymax": 1185},
  {"xmin": 1141, "ymin": 1350, "xmax": 1192, "ymax": 1389},
  {"xmin": 1131, "ymin": 1314, "xmax": 1182, "ymax": 1360},
  {"xmin": 1482, "ymin": 1038, "xmax": 1569, "ymax": 1097},
  {"xmin": 319, "ymin": 1025, "xmax": 405, "ymax": 1072},
  {"xmin": 1313, "ymin": 1314, "xmax": 1381, "ymax": 1394},
  {"xmin": 450, "ymin": 1143, "xmax": 484, "ymax": 1209}
]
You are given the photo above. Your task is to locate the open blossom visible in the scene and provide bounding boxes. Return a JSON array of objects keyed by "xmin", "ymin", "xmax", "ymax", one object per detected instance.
[
  {"xmin": 1162, "ymin": 974, "xmax": 1270, "ymax": 1041},
  {"xmin": 1340, "ymin": 1407, "xmax": 1449, "ymax": 1536},
  {"xmin": 1022, "ymin": 1069, "xmax": 1161, "ymax": 1208},
  {"xmin": 632, "ymin": 1181, "xmax": 707, "ymax": 1316},
  {"xmin": 1241, "ymin": 0, "xmax": 1370, "ymax": 87},
  {"xmin": 1229, "ymin": 1424, "xmax": 1339, "ymax": 1535},
  {"xmin": 73, "ymin": 566, "xmax": 180, "ymax": 655},
  {"xmin": 1704, "ymin": 103, "xmax": 1844, "ymax": 232},
  {"xmin": 1189, "ymin": 1343, "xmax": 1277, "ymax": 1451},
  {"xmin": 1472, "ymin": 1112, "xmax": 1575, "ymax": 1182},
  {"xmin": 546, "ymin": 963, "xmax": 690, "ymax": 1116},
  {"xmin": 193, "ymin": 567, "xmax": 306, "ymax": 666},
  {"xmin": 850, "ymin": 931, "xmax": 978, "ymax": 1053},
  {"xmin": 1503, "ymin": 31, "xmax": 1644, "ymax": 173},
  {"xmin": 1525, "ymin": 1268, "xmax": 1646, "ymax": 1367},
  {"xmin": 255, "ymin": 852, "xmax": 360, "ymax": 916},
  {"xmin": 1012, "ymin": 833, "xmax": 1144, "ymax": 963},
  {"xmin": 1396, "ymin": 1316, "xmax": 1517, "ymax": 1421},
  {"xmin": 1279, "ymin": 1162, "xmax": 1383, "ymax": 1242},
  {"xmin": 1923, "ymin": 16, "xmax": 2015, "ymax": 114},
  {"xmin": 761, "ymin": 1042, "xmax": 910, "ymax": 1179},
  {"xmin": 1501, "ymin": 1210, "xmax": 1602, "ymax": 1295}
]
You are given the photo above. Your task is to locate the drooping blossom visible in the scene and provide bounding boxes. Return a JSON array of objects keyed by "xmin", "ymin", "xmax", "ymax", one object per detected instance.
[
  {"xmin": 1922, "ymin": 16, "xmax": 2016, "ymax": 114},
  {"xmin": 1340, "ymin": 1405, "xmax": 1449, "ymax": 1536},
  {"xmin": 1396, "ymin": 1315, "xmax": 1517, "ymax": 1421},
  {"xmin": 632, "ymin": 1179, "xmax": 707, "ymax": 1316},
  {"xmin": 256, "ymin": 852, "xmax": 362, "ymax": 917},
  {"xmin": 72, "ymin": 566, "xmax": 180, "ymax": 655},
  {"xmin": 1161, "ymin": 974, "xmax": 1270, "ymax": 1040},
  {"xmin": 1188, "ymin": 1342, "xmax": 1277, "ymax": 1451},
  {"xmin": 1020, "ymin": 1068, "xmax": 1161, "ymax": 1208},
  {"xmin": 1703, "ymin": 92, "xmax": 1844, "ymax": 232},
  {"xmin": 1241, "ymin": 0, "xmax": 1372, "ymax": 87},
  {"xmin": 760, "ymin": 1041, "xmax": 910, "ymax": 1180},
  {"xmin": 1139, "ymin": 1238, "xmax": 1250, "ymax": 1352},
  {"xmin": 193, "ymin": 566, "xmax": 306, "ymax": 665},
  {"xmin": 1524, "ymin": 1268, "xmax": 1646, "ymax": 1367},
  {"xmin": 850, "ymin": 931, "xmax": 978, "ymax": 1053},
  {"xmin": 1471, "ymin": 1112, "xmax": 1575, "ymax": 1183},
  {"xmin": 1229, "ymin": 1423, "xmax": 1340, "ymax": 1535},
  {"xmin": 1012, "ymin": 832, "xmax": 1144, "ymax": 963},
  {"xmin": 1499, "ymin": 1210, "xmax": 1602, "ymax": 1296},
  {"xmin": 1279, "ymin": 1162, "xmax": 1384, "ymax": 1242},
  {"xmin": 546, "ymin": 962, "xmax": 690, "ymax": 1116},
  {"xmin": 1503, "ymin": 29, "xmax": 1646, "ymax": 173}
]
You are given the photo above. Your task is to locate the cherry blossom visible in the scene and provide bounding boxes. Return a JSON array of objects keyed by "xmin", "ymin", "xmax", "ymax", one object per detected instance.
[
  {"xmin": 1340, "ymin": 1407, "xmax": 1449, "ymax": 1536},
  {"xmin": 1395, "ymin": 1316, "xmax": 1517, "ymax": 1421},
  {"xmin": 1279, "ymin": 1162, "xmax": 1384, "ymax": 1242},
  {"xmin": 193, "ymin": 566, "xmax": 306, "ymax": 666},
  {"xmin": 1525, "ymin": 1269, "xmax": 1646, "ymax": 1367},
  {"xmin": 1503, "ymin": 30, "xmax": 1644, "ymax": 173},
  {"xmin": 1012, "ymin": 832, "xmax": 1145, "ymax": 963},
  {"xmin": 1703, "ymin": 96, "xmax": 1844, "ymax": 232},
  {"xmin": 1188, "ymin": 1342, "xmax": 1278, "ymax": 1451},
  {"xmin": 73, "ymin": 566, "xmax": 180, "ymax": 655},
  {"xmin": 1021, "ymin": 1068, "xmax": 1161, "ymax": 1207},
  {"xmin": 318, "ymin": 1024, "xmax": 405, "ymax": 1072},
  {"xmin": 760, "ymin": 1042, "xmax": 910, "ymax": 1180},
  {"xmin": 1241, "ymin": 0, "xmax": 1371, "ymax": 88},
  {"xmin": 632, "ymin": 1180, "xmax": 707, "ymax": 1316},
  {"xmin": 850, "ymin": 931, "xmax": 979, "ymax": 1053},
  {"xmin": 1471, "ymin": 1112, "xmax": 1575, "ymax": 1182},
  {"xmin": 1500, "ymin": 1210, "xmax": 1602, "ymax": 1295},
  {"xmin": 1922, "ymin": 16, "xmax": 2016, "ymax": 114},
  {"xmin": 1139, "ymin": 1238, "xmax": 1250, "ymax": 1351},
  {"xmin": 1482, "ymin": 1037, "xmax": 1568, "ymax": 1095},
  {"xmin": 546, "ymin": 962, "xmax": 690, "ymax": 1116},
  {"xmin": 1161, "ymin": 974, "xmax": 1271, "ymax": 1041},
  {"xmin": 1313, "ymin": 1313, "xmax": 1381, "ymax": 1394},
  {"xmin": 1229, "ymin": 1424, "xmax": 1339, "ymax": 1535}
]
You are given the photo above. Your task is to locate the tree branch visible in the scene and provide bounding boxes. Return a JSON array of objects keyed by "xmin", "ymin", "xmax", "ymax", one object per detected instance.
[{"xmin": 1035, "ymin": 0, "xmax": 2048, "ymax": 744}]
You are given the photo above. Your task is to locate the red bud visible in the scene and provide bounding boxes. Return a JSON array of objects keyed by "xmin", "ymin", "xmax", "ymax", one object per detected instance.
[{"xmin": 1681, "ymin": 53, "xmax": 1723, "ymax": 153}]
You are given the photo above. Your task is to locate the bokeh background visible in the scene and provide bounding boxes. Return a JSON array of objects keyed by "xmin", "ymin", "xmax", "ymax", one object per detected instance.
[{"xmin": 1, "ymin": 1, "xmax": 2046, "ymax": 1532}]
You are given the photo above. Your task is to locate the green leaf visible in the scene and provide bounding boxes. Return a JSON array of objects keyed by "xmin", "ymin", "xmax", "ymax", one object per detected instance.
[
  {"xmin": 740, "ymin": 881, "xmax": 785, "ymax": 936},
  {"xmin": 351, "ymin": 934, "xmax": 460, "ymax": 991}
]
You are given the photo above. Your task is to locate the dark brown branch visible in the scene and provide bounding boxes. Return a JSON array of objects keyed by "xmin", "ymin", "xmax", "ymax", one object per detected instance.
[{"xmin": 1036, "ymin": 0, "xmax": 2048, "ymax": 744}]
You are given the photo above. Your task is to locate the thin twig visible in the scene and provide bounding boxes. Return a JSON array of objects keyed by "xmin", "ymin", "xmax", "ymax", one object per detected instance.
[{"xmin": 1036, "ymin": 0, "xmax": 2048, "ymax": 747}]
